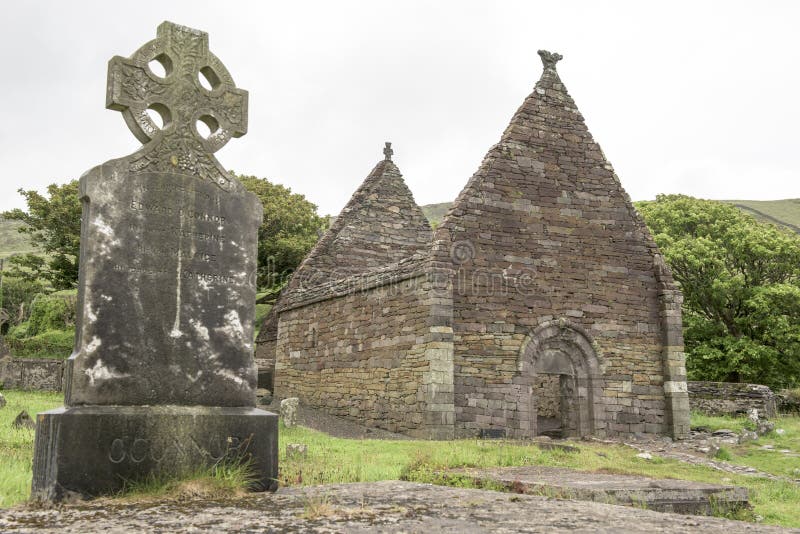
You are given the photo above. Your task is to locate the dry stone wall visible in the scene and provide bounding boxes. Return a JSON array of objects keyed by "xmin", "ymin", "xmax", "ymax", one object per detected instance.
[
  {"xmin": 0, "ymin": 357, "xmax": 64, "ymax": 391},
  {"xmin": 688, "ymin": 381, "xmax": 776, "ymax": 418}
]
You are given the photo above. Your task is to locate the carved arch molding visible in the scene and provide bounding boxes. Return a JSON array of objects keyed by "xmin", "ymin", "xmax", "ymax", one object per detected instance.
[{"xmin": 518, "ymin": 319, "xmax": 604, "ymax": 437}]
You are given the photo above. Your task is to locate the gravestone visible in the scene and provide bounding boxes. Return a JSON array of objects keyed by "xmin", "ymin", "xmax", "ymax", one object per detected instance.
[{"xmin": 31, "ymin": 21, "xmax": 278, "ymax": 501}]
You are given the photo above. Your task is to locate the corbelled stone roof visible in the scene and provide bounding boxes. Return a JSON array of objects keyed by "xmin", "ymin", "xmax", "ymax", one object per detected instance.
[
  {"xmin": 268, "ymin": 148, "xmax": 432, "ymax": 319},
  {"xmin": 434, "ymin": 50, "xmax": 675, "ymax": 289},
  {"xmin": 289, "ymin": 151, "xmax": 432, "ymax": 289}
]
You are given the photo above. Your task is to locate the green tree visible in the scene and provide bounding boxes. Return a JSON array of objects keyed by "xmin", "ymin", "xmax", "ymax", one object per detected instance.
[
  {"xmin": 637, "ymin": 195, "xmax": 800, "ymax": 389},
  {"xmin": 236, "ymin": 174, "xmax": 327, "ymax": 290},
  {"xmin": 2, "ymin": 181, "xmax": 81, "ymax": 290}
]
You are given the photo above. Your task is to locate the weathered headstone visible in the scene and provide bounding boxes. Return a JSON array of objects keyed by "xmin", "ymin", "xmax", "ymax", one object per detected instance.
[
  {"xmin": 280, "ymin": 397, "xmax": 299, "ymax": 428},
  {"xmin": 13, "ymin": 411, "xmax": 36, "ymax": 430},
  {"xmin": 31, "ymin": 21, "xmax": 278, "ymax": 501}
]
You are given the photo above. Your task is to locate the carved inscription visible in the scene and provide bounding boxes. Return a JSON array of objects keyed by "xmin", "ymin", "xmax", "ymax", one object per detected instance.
[
  {"xmin": 101, "ymin": 174, "xmax": 245, "ymax": 286},
  {"xmin": 107, "ymin": 435, "xmax": 251, "ymax": 464}
]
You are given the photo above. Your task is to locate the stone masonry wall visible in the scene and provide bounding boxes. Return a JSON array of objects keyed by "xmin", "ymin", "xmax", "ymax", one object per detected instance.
[
  {"xmin": 534, "ymin": 374, "xmax": 560, "ymax": 418},
  {"xmin": 274, "ymin": 266, "xmax": 454, "ymax": 439},
  {"xmin": 254, "ymin": 306, "xmax": 279, "ymax": 390},
  {"xmin": 688, "ymin": 381, "xmax": 776, "ymax": 418},
  {"xmin": 433, "ymin": 53, "xmax": 688, "ymax": 439},
  {"xmin": 0, "ymin": 357, "xmax": 64, "ymax": 391}
]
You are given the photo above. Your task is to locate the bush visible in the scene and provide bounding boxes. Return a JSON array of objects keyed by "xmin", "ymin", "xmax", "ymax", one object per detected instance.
[
  {"xmin": 26, "ymin": 293, "xmax": 75, "ymax": 336},
  {"xmin": 5, "ymin": 328, "xmax": 74, "ymax": 359},
  {"xmin": 0, "ymin": 277, "xmax": 44, "ymax": 334}
]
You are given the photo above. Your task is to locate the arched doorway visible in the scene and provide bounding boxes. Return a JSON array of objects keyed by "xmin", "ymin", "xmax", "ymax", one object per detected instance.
[{"xmin": 518, "ymin": 320, "xmax": 603, "ymax": 438}]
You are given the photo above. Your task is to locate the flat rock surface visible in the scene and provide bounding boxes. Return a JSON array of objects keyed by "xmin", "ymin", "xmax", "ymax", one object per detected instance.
[
  {"xmin": 447, "ymin": 465, "xmax": 743, "ymax": 491},
  {"xmin": 1, "ymin": 481, "xmax": 794, "ymax": 533}
]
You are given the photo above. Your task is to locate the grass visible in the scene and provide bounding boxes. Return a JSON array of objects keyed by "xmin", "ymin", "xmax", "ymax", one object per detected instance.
[
  {"xmin": 0, "ymin": 219, "xmax": 37, "ymax": 260},
  {"xmin": 276, "ymin": 416, "xmax": 800, "ymax": 528},
  {"xmin": 116, "ymin": 461, "xmax": 257, "ymax": 502},
  {"xmin": 723, "ymin": 199, "xmax": 800, "ymax": 233},
  {"xmin": 1, "ymin": 390, "xmax": 799, "ymax": 527},
  {"xmin": 0, "ymin": 390, "xmax": 62, "ymax": 507}
]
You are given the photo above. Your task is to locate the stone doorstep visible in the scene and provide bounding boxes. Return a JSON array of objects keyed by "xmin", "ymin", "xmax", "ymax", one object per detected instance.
[{"xmin": 440, "ymin": 466, "xmax": 749, "ymax": 515}]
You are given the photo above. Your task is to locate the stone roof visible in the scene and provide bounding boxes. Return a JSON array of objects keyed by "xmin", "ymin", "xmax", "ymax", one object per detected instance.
[
  {"xmin": 434, "ymin": 50, "xmax": 675, "ymax": 290},
  {"xmin": 286, "ymin": 150, "xmax": 432, "ymax": 290}
]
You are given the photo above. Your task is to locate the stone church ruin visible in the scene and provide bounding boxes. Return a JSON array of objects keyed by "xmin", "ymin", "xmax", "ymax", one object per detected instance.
[{"xmin": 258, "ymin": 50, "xmax": 690, "ymax": 440}]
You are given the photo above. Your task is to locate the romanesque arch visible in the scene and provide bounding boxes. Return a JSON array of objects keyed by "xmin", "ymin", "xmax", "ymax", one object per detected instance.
[{"xmin": 518, "ymin": 319, "xmax": 604, "ymax": 438}]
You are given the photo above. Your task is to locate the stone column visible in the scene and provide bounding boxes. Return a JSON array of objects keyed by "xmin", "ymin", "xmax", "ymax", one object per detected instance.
[{"xmin": 660, "ymin": 288, "xmax": 690, "ymax": 439}]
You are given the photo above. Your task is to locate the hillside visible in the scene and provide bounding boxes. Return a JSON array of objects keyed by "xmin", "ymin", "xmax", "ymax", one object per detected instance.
[
  {"xmin": 723, "ymin": 199, "xmax": 800, "ymax": 234},
  {"xmin": 0, "ymin": 219, "xmax": 37, "ymax": 260},
  {"xmin": 420, "ymin": 199, "xmax": 800, "ymax": 233}
]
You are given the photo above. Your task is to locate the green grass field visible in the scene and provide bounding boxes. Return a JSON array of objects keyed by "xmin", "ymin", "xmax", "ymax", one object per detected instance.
[
  {"xmin": 0, "ymin": 219, "xmax": 37, "ymax": 260},
  {"xmin": 1, "ymin": 390, "xmax": 799, "ymax": 526},
  {"xmin": 724, "ymin": 199, "xmax": 800, "ymax": 233}
]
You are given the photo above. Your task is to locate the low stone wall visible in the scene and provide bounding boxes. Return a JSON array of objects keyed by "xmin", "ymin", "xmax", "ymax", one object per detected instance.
[
  {"xmin": 0, "ymin": 357, "xmax": 64, "ymax": 391},
  {"xmin": 688, "ymin": 381, "xmax": 776, "ymax": 418}
]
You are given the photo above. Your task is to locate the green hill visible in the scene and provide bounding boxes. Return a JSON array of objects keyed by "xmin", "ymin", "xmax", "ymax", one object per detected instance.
[
  {"xmin": 722, "ymin": 199, "xmax": 800, "ymax": 234},
  {"xmin": 420, "ymin": 199, "xmax": 800, "ymax": 234},
  {"xmin": 0, "ymin": 219, "xmax": 37, "ymax": 260},
  {"xmin": 420, "ymin": 202, "xmax": 453, "ymax": 228}
]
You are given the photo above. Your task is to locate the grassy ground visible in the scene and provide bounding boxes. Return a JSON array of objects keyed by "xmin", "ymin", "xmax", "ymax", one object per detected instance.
[
  {"xmin": 1, "ymin": 390, "xmax": 799, "ymax": 527},
  {"xmin": 0, "ymin": 390, "xmax": 61, "ymax": 507},
  {"xmin": 691, "ymin": 411, "xmax": 800, "ymax": 479},
  {"xmin": 277, "ymin": 420, "xmax": 800, "ymax": 527}
]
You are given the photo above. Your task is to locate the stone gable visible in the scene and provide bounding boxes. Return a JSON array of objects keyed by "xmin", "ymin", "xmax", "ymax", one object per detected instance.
[{"xmin": 291, "ymin": 155, "xmax": 432, "ymax": 288}]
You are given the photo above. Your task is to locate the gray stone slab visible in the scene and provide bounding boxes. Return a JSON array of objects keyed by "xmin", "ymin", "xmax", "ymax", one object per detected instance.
[
  {"xmin": 32, "ymin": 406, "xmax": 278, "ymax": 501},
  {"xmin": 443, "ymin": 466, "xmax": 749, "ymax": 515}
]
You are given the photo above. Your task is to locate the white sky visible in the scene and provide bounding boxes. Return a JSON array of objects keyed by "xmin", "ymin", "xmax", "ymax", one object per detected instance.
[{"xmin": 1, "ymin": 1, "xmax": 798, "ymax": 217}]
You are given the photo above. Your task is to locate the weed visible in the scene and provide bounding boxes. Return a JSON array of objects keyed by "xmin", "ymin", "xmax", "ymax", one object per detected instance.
[{"xmin": 715, "ymin": 447, "xmax": 733, "ymax": 461}]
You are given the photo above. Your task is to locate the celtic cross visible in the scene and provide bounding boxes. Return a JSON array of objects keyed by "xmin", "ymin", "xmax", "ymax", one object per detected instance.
[{"xmin": 106, "ymin": 21, "xmax": 248, "ymax": 190}]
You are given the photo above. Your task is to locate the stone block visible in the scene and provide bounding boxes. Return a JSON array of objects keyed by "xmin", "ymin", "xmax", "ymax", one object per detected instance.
[{"xmin": 32, "ymin": 406, "xmax": 278, "ymax": 501}]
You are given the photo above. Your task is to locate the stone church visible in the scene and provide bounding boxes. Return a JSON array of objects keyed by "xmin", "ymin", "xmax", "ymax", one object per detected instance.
[{"xmin": 256, "ymin": 51, "xmax": 690, "ymax": 440}]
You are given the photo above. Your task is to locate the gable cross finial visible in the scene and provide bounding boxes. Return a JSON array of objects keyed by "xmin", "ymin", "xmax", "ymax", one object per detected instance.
[
  {"xmin": 383, "ymin": 141, "xmax": 393, "ymax": 162},
  {"xmin": 538, "ymin": 50, "xmax": 563, "ymax": 71}
]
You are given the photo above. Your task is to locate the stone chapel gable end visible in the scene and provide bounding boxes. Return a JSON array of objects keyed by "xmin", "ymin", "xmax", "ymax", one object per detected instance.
[
  {"xmin": 432, "ymin": 51, "xmax": 689, "ymax": 439},
  {"xmin": 273, "ymin": 147, "xmax": 455, "ymax": 439}
]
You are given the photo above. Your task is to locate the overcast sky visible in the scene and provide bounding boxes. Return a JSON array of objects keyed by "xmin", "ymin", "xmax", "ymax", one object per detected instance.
[{"xmin": 1, "ymin": 1, "xmax": 797, "ymax": 217}]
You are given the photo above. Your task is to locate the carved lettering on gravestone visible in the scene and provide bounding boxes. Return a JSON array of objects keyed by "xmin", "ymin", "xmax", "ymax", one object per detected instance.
[{"xmin": 65, "ymin": 21, "xmax": 263, "ymax": 407}]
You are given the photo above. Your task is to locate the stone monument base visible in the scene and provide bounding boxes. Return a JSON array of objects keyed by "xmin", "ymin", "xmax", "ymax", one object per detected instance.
[{"xmin": 31, "ymin": 405, "xmax": 278, "ymax": 501}]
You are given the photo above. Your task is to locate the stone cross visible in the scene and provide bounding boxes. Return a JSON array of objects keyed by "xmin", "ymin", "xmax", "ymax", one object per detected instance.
[
  {"xmin": 32, "ymin": 21, "xmax": 277, "ymax": 502},
  {"xmin": 383, "ymin": 141, "xmax": 393, "ymax": 161},
  {"xmin": 538, "ymin": 50, "xmax": 563, "ymax": 71},
  {"xmin": 107, "ymin": 21, "xmax": 249, "ymax": 189}
]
